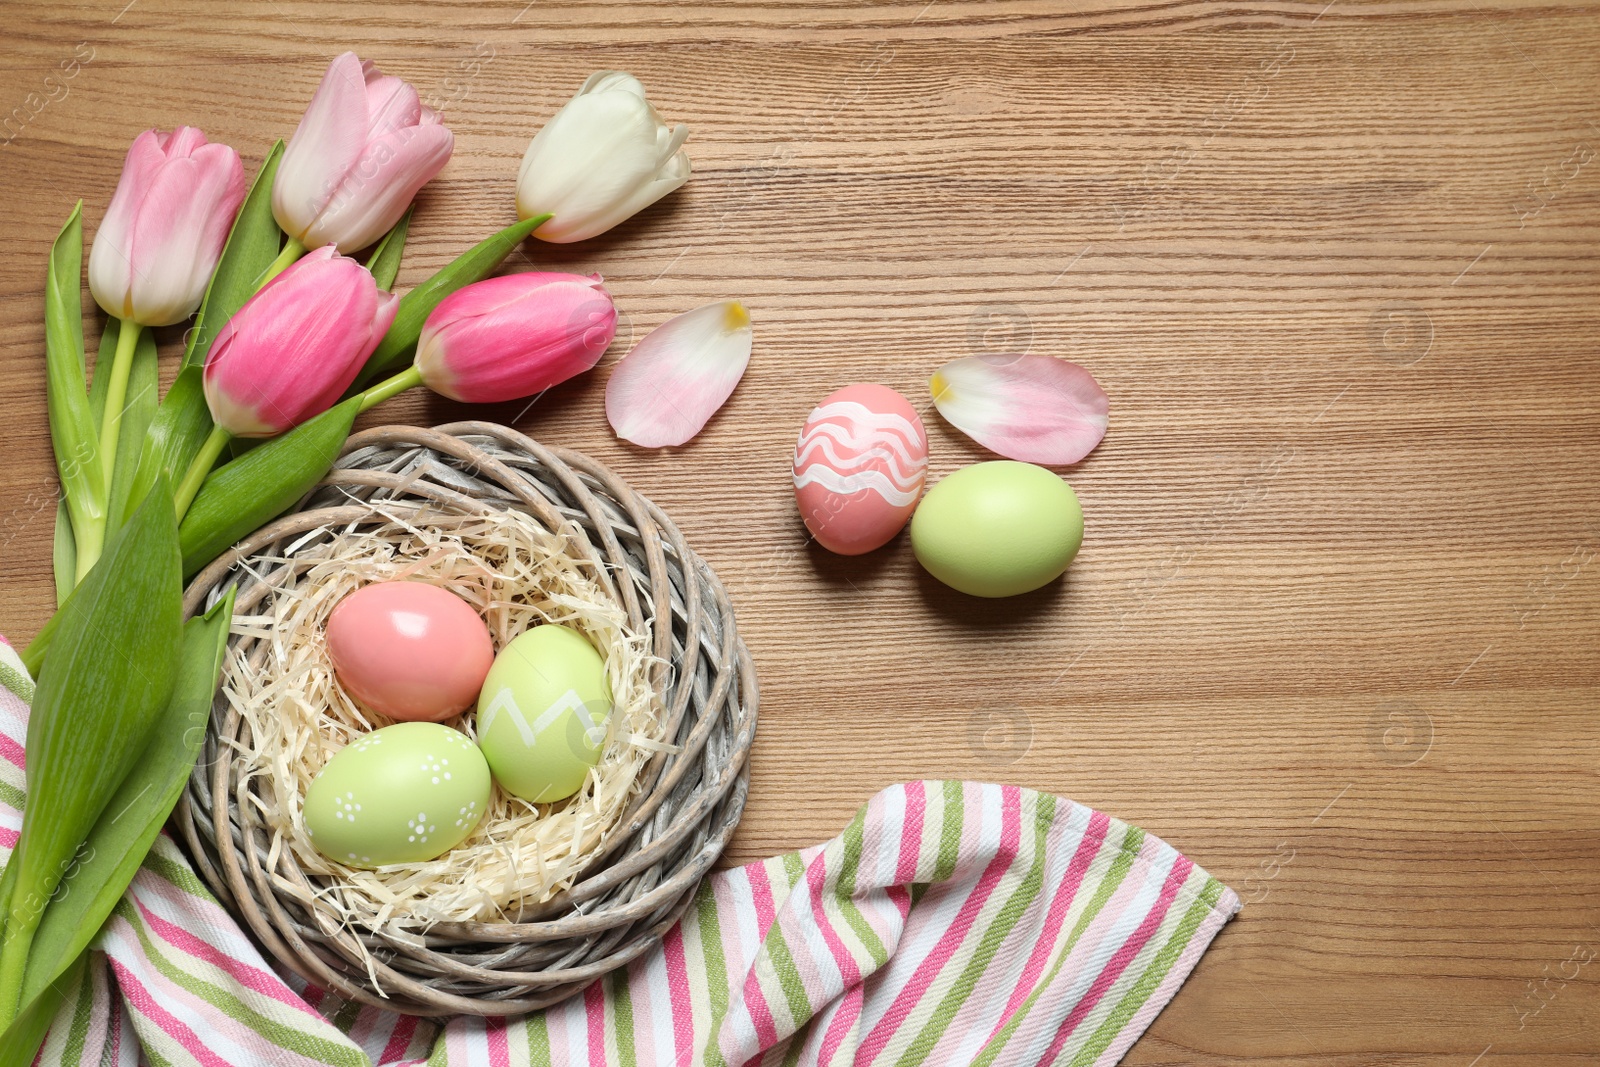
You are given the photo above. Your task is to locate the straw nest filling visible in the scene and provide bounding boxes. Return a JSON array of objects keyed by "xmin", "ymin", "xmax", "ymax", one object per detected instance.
[{"xmin": 218, "ymin": 505, "xmax": 666, "ymax": 935}]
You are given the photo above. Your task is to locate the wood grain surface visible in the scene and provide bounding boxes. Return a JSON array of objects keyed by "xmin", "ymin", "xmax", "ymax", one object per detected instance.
[{"xmin": 2, "ymin": 1, "xmax": 1598, "ymax": 1062}]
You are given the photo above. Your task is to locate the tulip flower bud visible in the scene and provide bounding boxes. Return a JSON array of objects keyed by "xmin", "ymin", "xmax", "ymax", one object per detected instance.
[
  {"xmin": 203, "ymin": 246, "xmax": 398, "ymax": 437},
  {"xmin": 413, "ymin": 273, "xmax": 617, "ymax": 403},
  {"xmin": 515, "ymin": 72, "xmax": 691, "ymax": 243},
  {"xmin": 273, "ymin": 52, "xmax": 454, "ymax": 253},
  {"xmin": 87, "ymin": 127, "xmax": 246, "ymax": 327}
]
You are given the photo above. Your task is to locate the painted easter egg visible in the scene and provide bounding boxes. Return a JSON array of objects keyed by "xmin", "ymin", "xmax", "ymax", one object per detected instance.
[
  {"xmin": 793, "ymin": 383, "xmax": 929, "ymax": 555},
  {"xmin": 476, "ymin": 625, "xmax": 613, "ymax": 804},
  {"xmin": 326, "ymin": 582, "xmax": 494, "ymax": 722},
  {"xmin": 910, "ymin": 461, "xmax": 1084, "ymax": 597},
  {"xmin": 304, "ymin": 722, "xmax": 492, "ymax": 867}
]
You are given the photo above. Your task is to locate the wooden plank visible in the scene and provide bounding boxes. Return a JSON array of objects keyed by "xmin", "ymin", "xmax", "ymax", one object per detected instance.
[{"xmin": 0, "ymin": 2, "xmax": 1596, "ymax": 1060}]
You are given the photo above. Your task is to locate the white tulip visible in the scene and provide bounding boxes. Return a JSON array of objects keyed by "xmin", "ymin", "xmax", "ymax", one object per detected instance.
[{"xmin": 516, "ymin": 72, "xmax": 691, "ymax": 243}]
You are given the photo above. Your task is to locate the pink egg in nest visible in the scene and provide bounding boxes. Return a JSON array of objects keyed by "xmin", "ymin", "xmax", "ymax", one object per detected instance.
[
  {"xmin": 793, "ymin": 383, "xmax": 929, "ymax": 555},
  {"xmin": 325, "ymin": 581, "xmax": 495, "ymax": 723}
]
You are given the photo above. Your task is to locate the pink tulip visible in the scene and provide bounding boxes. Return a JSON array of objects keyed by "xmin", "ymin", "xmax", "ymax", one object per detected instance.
[
  {"xmin": 202, "ymin": 246, "xmax": 398, "ymax": 437},
  {"xmin": 272, "ymin": 52, "xmax": 454, "ymax": 253},
  {"xmin": 87, "ymin": 127, "xmax": 246, "ymax": 327},
  {"xmin": 413, "ymin": 273, "xmax": 617, "ymax": 403}
]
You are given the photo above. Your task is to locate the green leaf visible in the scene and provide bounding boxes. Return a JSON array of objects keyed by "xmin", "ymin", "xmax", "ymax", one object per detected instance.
[
  {"xmin": 16, "ymin": 606, "xmax": 58, "ymax": 681},
  {"xmin": 182, "ymin": 141, "xmax": 286, "ymax": 370},
  {"xmin": 109, "ymin": 364, "xmax": 211, "ymax": 533},
  {"xmin": 20, "ymin": 590, "xmax": 234, "ymax": 1006},
  {"xmin": 84, "ymin": 318, "xmax": 118, "ymax": 421},
  {"xmin": 50, "ymin": 317, "xmax": 120, "ymax": 600},
  {"xmin": 179, "ymin": 396, "xmax": 361, "ymax": 578},
  {"xmin": 350, "ymin": 214, "xmax": 549, "ymax": 391},
  {"xmin": 227, "ymin": 435, "xmax": 264, "ymax": 459},
  {"xmin": 0, "ymin": 475, "xmax": 181, "ymax": 1020},
  {"xmin": 69, "ymin": 321, "xmax": 120, "ymax": 559},
  {"xmin": 365, "ymin": 205, "xmax": 412, "ymax": 292},
  {"xmin": 43, "ymin": 203, "xmax": 105, "ymax": 566},
  {"xmin": 0, "ymin": 952, "xmax": 85, "ymax": 1067},
  {"xmin": 49, "ymin": 501, "xmax": 73, "ymax": 608}
]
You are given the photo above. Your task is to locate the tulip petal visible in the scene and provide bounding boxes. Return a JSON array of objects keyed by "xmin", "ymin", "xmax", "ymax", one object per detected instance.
[
  {"xmin": 929, "ymin": 354, "xmax": 1109, "ymax": 465},
  {"xmin": 304, "ymin": 121, "xmax": 454, "ymax": 252},
  {"xmin": 519, "ymin": 90, "xmax": 664, "ymax": 242},
  {"xmin": 124, "ymin": 147, "xmax": 246, "ymax": 326},
  {"xmin": 161, "ymin": 125, "xmax": 209, "ymax": 156},
  {"xmin": 416, "ymin": 273, "xmax": 615, "ymax": 403},
  {"xmin": 606, "ymin": 301, "xmax": 753, "ymax": 447},
  {"xmin": 88, "ymin": 128, "xmax": 245, "ymax": 326},
  {"xmin": 362, "ymin": 72, "xmax": 422, "ymax": 139},
  {"xmin": 605, "ymin": 148, "xmax": 691, "ymax": 236},
  {"xmin": 204, "ymin": 246, "xmax": 392, "ymax": 436},
  {"xmin": 89, "ymin": 130, "xmax": 168, "ymax": 319},
  {"xmin": 273, "ymin": 52, "xmax": 372, "ymax": 241},
  {"xmin": 583, "ymin": 71, "xmax": 647, "ymax": 97},
  {"xmin": 428, "ymin": 271, "xmax": 586, "ymax": 321}
]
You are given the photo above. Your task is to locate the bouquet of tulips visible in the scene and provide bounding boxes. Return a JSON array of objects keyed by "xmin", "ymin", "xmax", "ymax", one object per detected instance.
[{"xmin": 0, "ymin": 53, "xmax": 751, "ymax": 1061}]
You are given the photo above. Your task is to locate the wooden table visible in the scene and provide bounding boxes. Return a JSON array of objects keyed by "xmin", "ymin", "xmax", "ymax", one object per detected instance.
[{"xmin": 3, "ymin": 1, "xmax": 1597, "ymax": 1062}]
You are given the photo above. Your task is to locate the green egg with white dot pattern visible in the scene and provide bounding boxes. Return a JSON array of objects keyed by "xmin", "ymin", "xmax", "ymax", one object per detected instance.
[{"xmin": 303, "ymin": 722, "xmax": 491, "ymax": 867}]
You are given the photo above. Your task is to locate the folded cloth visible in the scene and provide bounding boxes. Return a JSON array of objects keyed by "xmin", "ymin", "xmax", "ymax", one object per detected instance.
[{"xmin": 0, "ymin": 637, "xmax": 1239, "ymax": 1066}]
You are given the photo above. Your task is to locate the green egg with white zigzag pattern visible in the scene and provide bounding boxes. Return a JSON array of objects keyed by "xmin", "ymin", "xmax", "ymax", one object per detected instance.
[{"xmin": 475, "ymin": 624, "xmax": 614, "ymax": 804}]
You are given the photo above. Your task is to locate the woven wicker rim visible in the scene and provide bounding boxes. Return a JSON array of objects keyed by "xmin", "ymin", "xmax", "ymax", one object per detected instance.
[{"xmin": 174, "ymin": 422, "xmax": 758, "ymax": 1016}]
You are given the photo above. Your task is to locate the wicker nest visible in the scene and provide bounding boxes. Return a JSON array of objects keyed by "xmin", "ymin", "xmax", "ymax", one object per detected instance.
[{"xmin": 174, "ymin": 422, "xmax": 758, "ymax": 1017}]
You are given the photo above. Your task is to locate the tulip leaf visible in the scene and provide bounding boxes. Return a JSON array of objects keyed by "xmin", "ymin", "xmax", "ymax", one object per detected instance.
[
  {"xmin": 0, "ymin": 952, "xmax": 85, "ymax": 1067},
  {"xmin": 19, "ymin": 589, "xmax": 234, "ymax": 1007},
  {"xmin": 83, "ymin": 319, "xmax": 118, "ymax": 422},
  {"xmin": 227, "ymin": 435, "xmax": 264, "ymax": 459},
  {"xmin": 43, "ymin": 203, "xmax": 105, "ymax": 570},
  {"xmin": 365, "ymin": 206, "xmax": 412, "ymax": 292},
  {"xmin": 182, "ymin": 140, "xmax": 286, "ymax": 371},
  {"xmin": 0, "ymin": 475, "xmax": 181, "ymax": 1021},
  {"xmin": 351, "ymin": 214, "xmax": 550, "ymax": 390},
  {"xmin": 179, "ymin": 396, "xmax": 361, "ymax": 578},
  {"xmin": 49, "ymin": 501, "xmax": 74, "ymax": 608},
  {"xmin": 54, "ymin": 318, "xmax": 156, "ymax": 584},
  {"xmin": 49, "ymin": 312, "xmax": 119, "ymax": 603},
  {"xmin": 16, "ymin": 605, "xmax": 59, "ymax": 682},
  {"xmin": 110, "ymin": 365, "xmax": 212, "ymax": 534}
]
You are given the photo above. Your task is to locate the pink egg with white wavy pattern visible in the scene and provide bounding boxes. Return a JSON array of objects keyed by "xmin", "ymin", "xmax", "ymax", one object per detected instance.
[{"xmin": 793, "ymin": 383, "xmax": 929, "ymax": 555}]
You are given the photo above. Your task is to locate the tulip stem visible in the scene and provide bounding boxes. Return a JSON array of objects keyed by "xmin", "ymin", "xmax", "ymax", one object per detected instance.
[
  {"xmin": 71, "ymin": 519, "xmax": 103, "ymax": 586},
  {"xmin": 172, "ymin": 425, "xmax": 232, "ymax": 524},
  {"xmin": 358, "ymin": 365, "xmax": 423, "ymax": 413},
  {"xmin": 257, "ymin": 236, "xmax": 306, "ymax": 290},
  {"xmin": 96, "ymin": 319, "xmax": 144, "ymax": 495}
]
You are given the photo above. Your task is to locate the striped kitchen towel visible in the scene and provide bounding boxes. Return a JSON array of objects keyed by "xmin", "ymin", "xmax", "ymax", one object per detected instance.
[{"xmin": 0, "ymin": 637, "xmax": 1239, "ymax": 1066}]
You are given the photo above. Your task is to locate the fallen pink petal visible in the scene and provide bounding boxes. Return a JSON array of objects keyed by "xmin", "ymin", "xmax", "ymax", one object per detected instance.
[
  {"xmin": 929, "ymin": 353, "xmax": 1109, "ymax": 465},
  {"xmin": 605, "ymin": 300, "xmax": 753, "ymax": 447}
]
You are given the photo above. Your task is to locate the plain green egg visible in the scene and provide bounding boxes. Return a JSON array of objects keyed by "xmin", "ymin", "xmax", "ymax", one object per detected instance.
[
  {"xmin": 304, "ymin": 722, "xmax": 491, "ymax": 868},
  {"xmin": 475, "ymin": 624, "xmax": 613, "ymax": 804},
  {"xmin": 910, "ymin": 461, "xmax": 1084, "ymax": 597}
]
